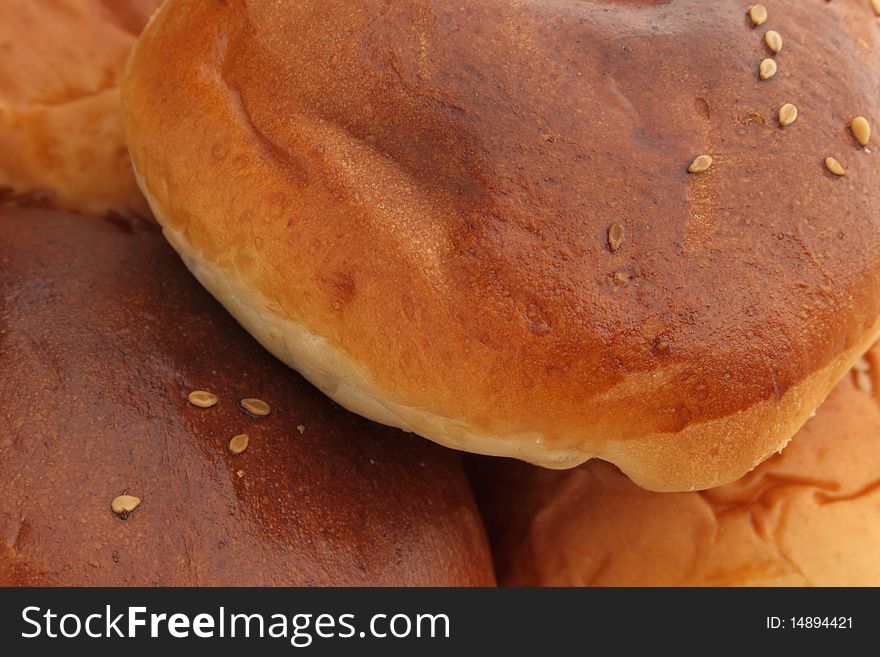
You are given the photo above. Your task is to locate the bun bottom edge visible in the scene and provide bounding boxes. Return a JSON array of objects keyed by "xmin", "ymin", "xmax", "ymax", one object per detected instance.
[{"xmin": 139, "ymin": 181, "xmax": 880, "ymax": 492}]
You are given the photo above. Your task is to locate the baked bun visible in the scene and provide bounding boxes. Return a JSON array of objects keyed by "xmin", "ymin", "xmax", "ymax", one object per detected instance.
[
  {"xmin": 470, "ymin": 347, "xmax": 880, "ymax": 586},
  {"xmin": 0, "ymin": 206, "xmax": 494, "ymax": 586},
  {"xmin": 123, "ymin": 0, "xmax": 880, "ymax": 491},
  {"xmin": 0, "ymin": 0, "xmax": 159, "ymax": 216}
]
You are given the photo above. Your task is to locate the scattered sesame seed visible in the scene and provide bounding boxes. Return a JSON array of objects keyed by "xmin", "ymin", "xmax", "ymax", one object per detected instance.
[
  {"xmin": 873, "ymin": 0, "xmax": 880, "ymax": 18},
  {"xmin": 236, "ymin": 469, "xmax": 245, "ymax": 478},
  {"xmin": 607, "ymin": 224, "xmax": 626, "ymax": 253},
  {"xmin": 297, "ymin": 425, "xmax": 306, "ymax": 434},
  {"xmin": 778, "ymin": 103, "xmax": 798, "ymax": 127},
  {"xmin": 764, "ymin": 30, "xmax": 782, "ymax": 54},
  {"xmin": 759, "ymin": 58, "xmax": 777, "ymax": 80},
  {"xmin": 748, "ymin": 4, "xmax": 768, "ymax": 26},
  {"xmin": 854, "ymin": 357, "xmax": 871, "ymax": 372},
  {"xmin": 111, "ymin": 494, "xmax": 141, "ymax": 517},
  {"xmin": 851, "ymin": 116, "xmax": 871, "ymax": 147},
  {"xmin": 764, "ymin": 30, "xmax": 783, "ymax": 53},
  {"xmin": 825, "ymin": 157, "xmax": 846, "ymax": 176},
  {"xmin": 239, "ymin": 398, "xmax": 271, "ymax": 417},
  {"xmin": 687, "ymin": 155, "xmax": 713, "ymax": 173},
  {"xmin": 229, "ymin": 433, "xmax": 250, "ymax": 454},
  {"xmin": 187, "ymin": 390, "xmax": 218, "ymax": 408}
]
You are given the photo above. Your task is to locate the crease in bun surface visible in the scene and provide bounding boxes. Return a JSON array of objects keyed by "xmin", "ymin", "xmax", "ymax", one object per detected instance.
[
  {"xmin": 122, "ymin": 0, "xmax": 880, "ymax": 491},
  {"xmin": 0, "ymin": 0, "xmax": 160, "ymax": 216}
]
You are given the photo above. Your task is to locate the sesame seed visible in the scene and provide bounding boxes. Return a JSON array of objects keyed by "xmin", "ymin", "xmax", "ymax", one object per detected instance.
[
  {"xmin": 297, "ymin": 425, "xmax": 306, "ymax": 434},
  {"xmin": 111, "ymin": 494, "xmax": 141, "ymax": 517},
  {"xmin": 778, "ymin": 103, "xmax": 798, "ymax": 127},
  {"xmin": 764, "ymin": 30, "xmax": 783, "ymax": 53},
  {"xmin": 854, "ymin": 357, "xmax": 871, "ymax": 372},
  {"xmin": 229, "ymin": 433, "xmax": 250, "ymax": 454},
  {"xmin": 607, "ymin": 224, "xmax": 626, "ymax": 252},
  {"xmin": 239, "ymin": 398, "xmax": 271, "ymax": 417},
  {"xmin": 851, "ymin": 116, "xmax": 871, "ymax": 147},
  {"xmin": 236, "ymin": 469, "xmax": 245, "ymax": 478},
  {"xmin": 759, "ymin": 58, "xmax": 777, "ymax": 80},
  {"xmin": 187, "ymin": 390, "xmax": 218, "ymax": 408},
  {"xmin": 748, "ymin": 4, "xmax": 768, "ymax": 26},
  {"xmin": 825, "ymin": 157, "xmax": 846, "ymax": 176},
  {"xmin": 687, "ymin": 155, "xmax": 713, "ymax": 173},
  {"xmin": 873, "ymin": 0, "xmax": 880, "ymax": 17}
]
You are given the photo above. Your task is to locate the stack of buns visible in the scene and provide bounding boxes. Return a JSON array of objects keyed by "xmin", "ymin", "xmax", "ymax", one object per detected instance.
[
  {"xmin": 0, "ymin": 0, "xmax": 493, "ymax": 587},
  {"xmin": 2, "ymin": 0, "xmax": 878, "ymax": 586}
]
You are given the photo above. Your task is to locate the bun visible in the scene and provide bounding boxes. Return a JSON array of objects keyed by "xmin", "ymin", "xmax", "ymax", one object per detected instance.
[
  {"xmin": 123, "ymin": 0, "xmax": 880, "ymax": 490},
  {"xmin": 0, "ymin": 206, "xmax": 494, "ymax": 586},
  {"xmin": 0, "ymin": 0, "xmax": 159, "ymax": 216},
  {"xmin": 470, "ymin": 348, "xmax": 880, "ymax": 586}
]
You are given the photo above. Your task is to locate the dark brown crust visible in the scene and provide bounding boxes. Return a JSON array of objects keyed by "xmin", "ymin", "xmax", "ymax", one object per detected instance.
[
  {"xmin": 0, "ymin": 207, "xmax": 494, "ymax": 586},
  {"xmin": 124, "ymin": 0, "xmax": 880, "ymax": 485}
]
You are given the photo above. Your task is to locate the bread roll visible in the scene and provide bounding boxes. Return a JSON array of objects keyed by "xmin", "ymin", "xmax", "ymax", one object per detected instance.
[
  {"xmin": 0, "ymin": 206, "xmax": 494, "ymax": 586},
  {"xmin": 470, "ymin": 348, "xmax": 880, "ymax": 586},
  {"xmin": 123, "ymin": 0, "xmax": 880, "ymax": 491},
  {"xmin": 0, "ymin": 0, "xmax": 159, "ymax": 216}
]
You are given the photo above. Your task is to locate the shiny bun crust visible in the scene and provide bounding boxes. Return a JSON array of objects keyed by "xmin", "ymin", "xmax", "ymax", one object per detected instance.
[
  {"xmin": 123, "ymin": 0, "xmax": 880, "ymax": 491},
  {"xmin": 0, "ymin": 0, "xmax": 159, "ymax": 216},
  {"xmin": 470, "ymin": 346, "xmax": 880, "ymax": 586},
  {"xmin": 0, "ymin": 207, "xmax": 494, "ymax": 586}
]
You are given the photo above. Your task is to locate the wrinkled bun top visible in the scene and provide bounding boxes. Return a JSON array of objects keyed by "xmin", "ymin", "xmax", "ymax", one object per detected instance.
[
  {"xmin": 470, "ymin": 345, "xmax": 880, "ymax": 586},
  {"xmin": 0, "ymin": 207, "xmax": 494, "ymax": 586},
  {"xmin": 123, "ymin": 0, "xmax": 880, "ymax": 491},
  {"xmin": 0, "ymin": 0, "xmax": 159, "ymax": 216}
]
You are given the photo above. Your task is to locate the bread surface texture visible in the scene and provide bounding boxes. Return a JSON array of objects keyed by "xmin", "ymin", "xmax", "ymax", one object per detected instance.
[
  {"xmin": 123, "ymin": 0, "xmax": 880, "ymax": 490},
  {"xmin": 0, "ymin": 0, "xmax": 159, "ymax": 215},
  {"xmin": 0, "ymin": 207, "xmax": 494, "ymax": 587},
  {"xmin": 470, "ymin": 344, "xmax": 880, "ymax": 586}
]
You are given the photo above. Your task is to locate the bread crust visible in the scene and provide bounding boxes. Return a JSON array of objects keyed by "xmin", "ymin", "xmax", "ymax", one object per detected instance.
[
  {"xmin": 470, "ymin": 345, "xmax": 880, "ymax": 586},
  {"xmin": 123, "ymin": 0, "xmax": 880, "ymax": 490},
  {"xmin": 0, "ymin": 207, "xmax": 494, "ymax": 586},
  {"xmin": 0, "ymin": 0, "xmax": 159, "ymax": 216}
]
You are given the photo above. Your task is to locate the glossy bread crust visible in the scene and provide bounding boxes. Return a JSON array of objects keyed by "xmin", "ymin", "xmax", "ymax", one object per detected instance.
[
  {"xmin": 470, "ymin": 345, "xmax": 880, "ymax": 586},
  {"xmin": 0, "ymin": 207, "xmax": 494, "ymax": 586},
  {"xmin": 123, "ymin": 0, "xmax": 880, "ymax": 490}
]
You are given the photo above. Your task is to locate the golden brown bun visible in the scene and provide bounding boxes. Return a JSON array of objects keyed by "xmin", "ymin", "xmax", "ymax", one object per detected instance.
[
  {"xmin": 470, "ymin": 346, "xmax": 880, "ymax": 586},
  {"xmin": 123, "ymin": 0, "xmax": 880, "ymax": 491},
  {"xmin": 0, "ymin": 207, "xmax": 494, "ymax": 586},
  {"xmin": 0, "ymin": 0, "xmax": 159, "ymax": 216}
]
